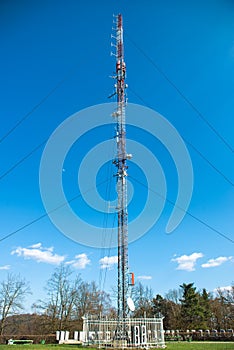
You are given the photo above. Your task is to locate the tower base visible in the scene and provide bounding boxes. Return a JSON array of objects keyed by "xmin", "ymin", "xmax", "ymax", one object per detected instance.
[{"xmin": 82, "ymin": 315, "xmax": 166, "ymax": 348}]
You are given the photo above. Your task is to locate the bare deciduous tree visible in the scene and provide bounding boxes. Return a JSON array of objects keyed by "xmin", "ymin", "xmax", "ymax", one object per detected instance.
[
  {"xmin": 132, "ymin": 282, "xmax": 153, "ymax": 317},
  {"xmin": 35, "ymin": 264, "xmax": 112, "ymax": 331},
  {"xmin": 74, "ymin": 280, "xmax": 111, "ymax": 318},
  {"xmin": 35, "ymin": 264, "xmax": 82, "ymax": 330},
  {"xmin": 211, "ymin": 285, "xmax": 234, "ymax": 330},
  {"xmin": 0, "ymin": 273, "xmax": 31, "ymax": 335}
]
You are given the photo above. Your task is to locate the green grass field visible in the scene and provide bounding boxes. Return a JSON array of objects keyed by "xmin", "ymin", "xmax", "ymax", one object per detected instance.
[
  {"xmin": 165, "ymin": 342, "xmax": 234, "ymax": 350},
  {"xmin": 0, "ymin": 343, "xmax": 234, "ymax": 350}
]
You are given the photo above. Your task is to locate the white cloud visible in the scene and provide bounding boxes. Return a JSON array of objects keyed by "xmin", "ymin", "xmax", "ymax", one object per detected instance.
[
  {"xmin": 137, "ymin": 275, "xmax": 152, "ymax": 280},
  {"xmin": 29, "ymin": 243, "xmax": 42, "ymax": 249},
  {"xmin": 202, "ymin": 256, "xmax": 233, "ymax": 268},
  {"xmin": 172, "ymin": 252, "xmax": 204, "ymax": 272},
  {"xmin": 99, "ymin": 256, "xmax": 118, "ymax": 270},
  {"xmin": 11, "ymin": 243, "xmax": 65, "ymax": 265},
  {"xmin": 214, "ymin": 286, "xmax": 233, "ymax": 294},
  {"xmin": 0, "ymin": 265, "xmax": 10, "ymax": 270},
  {"xmin": 66, "ymin": 253, "xmax": 91, "ymax": 269}
]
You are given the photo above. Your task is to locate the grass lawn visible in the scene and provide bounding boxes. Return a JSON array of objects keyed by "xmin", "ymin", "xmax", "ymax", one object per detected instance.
[
  {"xmin": 165, "ymin": 342, "xmax": 234, "ymax": 350},
  {"xmin": 0, "ymin": 344, "xmax": 233, "ymax": 350}
]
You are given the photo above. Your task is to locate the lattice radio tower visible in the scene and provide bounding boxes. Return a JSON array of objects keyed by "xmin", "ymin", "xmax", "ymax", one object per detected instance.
[
  {"xmin": 111, "ymin": 14, "xmax": 132, "ymax": 324},
  {"xmin": 81, "ymin": 15, "xmax": 165, "ymax": 348}
]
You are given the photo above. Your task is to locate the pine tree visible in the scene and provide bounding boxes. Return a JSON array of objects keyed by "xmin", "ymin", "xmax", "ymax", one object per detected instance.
[
  {"xmin": 198, "ymin": 288, "xmax": 212, "ymax": 329},
  {"xmin": 180, "ymin": 283, "xmax": 201, "ymax": 330}
]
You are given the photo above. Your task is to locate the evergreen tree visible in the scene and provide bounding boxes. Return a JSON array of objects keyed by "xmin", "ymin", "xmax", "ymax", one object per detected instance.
[
  {"xmin": 198, "ymin": 288, "xmax": 212, "ymax": 329},
  {"xmin": 152, "ymin": 294, "xmax": 164, "ymax": 318},
  {"xmin": 152, "ymin": 294, "xmax": 180, "ymax": 330},
  {"xmin": 179, "ymin": 283, "xmax": 203, "ymax": 330}
]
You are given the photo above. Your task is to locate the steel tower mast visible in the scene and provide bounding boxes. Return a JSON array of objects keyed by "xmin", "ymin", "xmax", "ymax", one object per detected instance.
[
  {"xmin": 112, "ymin": 14, "xmax": 130, "ymax": 323},
  {"xmin": 81, "ymin": 14, "xmax": 165, "ymax": 349}
]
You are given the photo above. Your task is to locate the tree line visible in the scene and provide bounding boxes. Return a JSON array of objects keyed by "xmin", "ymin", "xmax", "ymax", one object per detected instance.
[
  {"xmin": 133, "ymin": 282, "xmax": 234, "ymax": 331},
  {"xmin": 134, "ymin": 283, "xmax": 234, "ymax": 331},
  {"xmin": 0, "ymin": 264, "xmax": 233, "ymax": 335}
]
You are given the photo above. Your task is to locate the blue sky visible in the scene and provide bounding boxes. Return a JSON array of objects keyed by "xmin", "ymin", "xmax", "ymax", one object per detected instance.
[{"xmin": 1, "ymin": 0, "xmax": 234, "ymax": 311}]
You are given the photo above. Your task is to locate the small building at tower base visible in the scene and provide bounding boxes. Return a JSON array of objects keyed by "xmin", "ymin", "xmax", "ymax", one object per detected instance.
[{"xmin": 81, "ymin": 315, "xmax": 166, "ymax": 348}]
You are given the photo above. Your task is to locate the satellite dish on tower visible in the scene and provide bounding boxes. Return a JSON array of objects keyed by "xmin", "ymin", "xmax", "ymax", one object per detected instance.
[{"xmin": 127, "ymin": 297, "xmax": 135, "ymax": 312}]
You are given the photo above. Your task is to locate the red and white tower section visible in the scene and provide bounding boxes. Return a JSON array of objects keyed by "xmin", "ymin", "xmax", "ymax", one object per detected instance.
[{"xmin": 112, "ymin": 14, "xmax": 132, "ymax": 322}]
